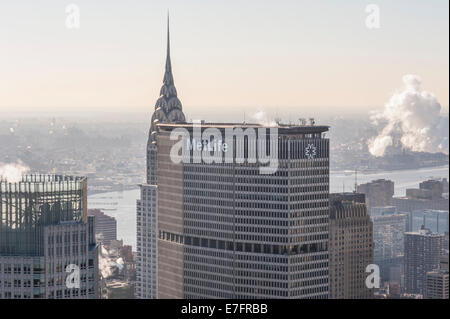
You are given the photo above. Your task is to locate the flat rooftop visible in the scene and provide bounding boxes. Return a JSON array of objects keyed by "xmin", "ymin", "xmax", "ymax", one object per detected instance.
[{"xmin": 157, "ymin": 122, "xmax": 329, "ymax": 134}]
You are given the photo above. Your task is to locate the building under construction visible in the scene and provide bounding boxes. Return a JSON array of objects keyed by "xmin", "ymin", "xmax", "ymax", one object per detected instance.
[{"xmin": 0, "ymin": 175, "xmax": 98, "ymax": 299}]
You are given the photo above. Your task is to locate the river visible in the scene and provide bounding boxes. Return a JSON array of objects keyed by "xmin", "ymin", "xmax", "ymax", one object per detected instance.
[{"xmin": 88, "ymin": 165, "xmax": 449, "ymax": 248}]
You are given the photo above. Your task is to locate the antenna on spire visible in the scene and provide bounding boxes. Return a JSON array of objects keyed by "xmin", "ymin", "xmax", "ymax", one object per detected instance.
[{"xmin": 165, "ymin": 10, "xmax": 172, "ymax": 73}]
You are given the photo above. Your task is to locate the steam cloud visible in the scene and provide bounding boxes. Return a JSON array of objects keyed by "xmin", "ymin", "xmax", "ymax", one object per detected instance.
[
  {"xmin": 0, "ymin": 162, "xmax": 30, "ymax": 183},
  {"xmin": 251, "ymin": 111, "xmax": 277, "ymax": 126},
  {"xmin": 98, "ymin": 242, "xmax": 124, "ymax": 279},
  {"xmin": 99, "ymin": 245, "xmax": 116, "ymax": 279},
  {"xmin": 369, "ymin": 75, "xmax": 449, "ymax": 157}
]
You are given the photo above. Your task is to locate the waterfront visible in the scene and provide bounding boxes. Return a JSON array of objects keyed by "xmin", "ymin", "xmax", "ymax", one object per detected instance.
[{"xmin": 88, "ymin": 165, "xmax": 449, "ymax": 248}]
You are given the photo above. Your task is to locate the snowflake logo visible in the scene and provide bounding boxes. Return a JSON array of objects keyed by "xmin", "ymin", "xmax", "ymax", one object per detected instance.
[{"xmin": 305, "ymin": 144, "xmax": 317, "ymax": 159}]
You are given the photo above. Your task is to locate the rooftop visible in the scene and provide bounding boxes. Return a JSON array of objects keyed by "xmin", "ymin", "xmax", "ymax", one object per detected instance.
[{"xmin": 157, "ymin": 122, "xmax": 329, "ymax": 134}]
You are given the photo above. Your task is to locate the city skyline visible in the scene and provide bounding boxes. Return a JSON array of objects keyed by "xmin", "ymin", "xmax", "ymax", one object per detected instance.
[
  {"xmin": 0, "ymin": 1, "xmax": 448, "ymax": 302},
  {"xmin": 0, "ymin": 0, "xmax": 448, "ymax": 118}
]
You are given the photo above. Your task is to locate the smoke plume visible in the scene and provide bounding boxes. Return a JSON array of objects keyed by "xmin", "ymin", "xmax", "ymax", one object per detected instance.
[
  {"xmin": 369, "ymin": 75, "xmax": 449, "ymax": 157},
  {"xmin": 0, "ymin": 162, "xmax": 30, "ymax": 183}
]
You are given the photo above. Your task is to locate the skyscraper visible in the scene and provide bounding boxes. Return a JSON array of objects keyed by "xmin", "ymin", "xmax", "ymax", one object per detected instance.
[
  {"xmin": 0, "ymin": 175, "xmax": 99, "ymax": 299},
  {"xmin": 329, "ymin": 193, "xmax": 374, "ymax": 299},
  {"xmin": 135, "ymin": 15, "xmax": 186, "ymax": 299},
  {"xmin": 372, "ymin": 212, "xmax": 407, "ymax": 283},
  {"xmin": 88, "ymin": 209, "xmax": 117, "ymax": 246},
  {"xmin": 425, "ymin": 254, "xmax": 449, "ymax": 299},
  {"xmin": 156, "ymin": 123, "xmax": 330, "ymax": 298},
  {"xmin": 404, "ymin": 226, "xmax": 444, "ymax": 296},
  {"xmin": 357, "ymin": 179, "xmax": 394, "ymax": 211}
]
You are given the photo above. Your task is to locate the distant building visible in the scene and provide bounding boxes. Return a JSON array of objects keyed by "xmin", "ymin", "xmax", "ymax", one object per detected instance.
[
  {"xmin": 88, "ymin": 209, "xmax": 117, "ymax": 246},
  {"xmin": 329, "ymin": 193, "xmax": 374, "ymax": 299},
  {"xmin": 357, "ymin": 179, "xmax": 394, "ymax": 211},
  {"xmin": 0, "ymin": 175, "xmax": 99, "ymax": 299},
  {"xmin": 409, "ymin": 209, "xmax": 449, "ymax": 234},
  {"xmin": 393, "ymin": 179, "xmax": 449, "ymax": 213},
  {"xmin": 404, "ymin": 227, "xmax": 444, "ymax": 295},
  {"xmin": 372, "ymin": 212, "xmax": 407, "ymax": 283},
  {"xmin": 425, "ymin": 254, "xmax": 449, "ymax": 299},
  {"xmin": 419, "ymin": 180, "xmax": 445, "ymax": 199}
]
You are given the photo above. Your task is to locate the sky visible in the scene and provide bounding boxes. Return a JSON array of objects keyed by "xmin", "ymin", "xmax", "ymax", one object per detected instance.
[{"xmin": 0, "ymin": 0, "xmax": 448, "ymax": 120}]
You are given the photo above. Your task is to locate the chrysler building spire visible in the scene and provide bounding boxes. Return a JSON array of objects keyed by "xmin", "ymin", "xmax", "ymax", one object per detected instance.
[
  {"xmin": 164, "ymin": 12, "xmax": 173, "ymax": 85},
  {"xmin": 146, "ymin": 14, "xmax": 186, "ymax": 184}
]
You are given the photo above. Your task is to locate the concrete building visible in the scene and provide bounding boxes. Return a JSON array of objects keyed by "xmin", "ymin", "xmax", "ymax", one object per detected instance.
[
  {"xmin": 0, "ymin": 174, "xmax": 99, "ymax": 299},
  {"xmin": 88, "ymin": 209, "xmax": 117, "ymax": 246},
  {"xmin": 329, "ymin": 193, "xmax": 374, "ymax": 299},
  {"xmin": 372, "ymin": 213, "xmax": 407, "ymax": 283},
  {"xmin": 136, "ymin": 185, "xmax": 157, "ymax": 298},
  {"xmin": 425, "ymin": 254, "xmax": 449, "ymax": 299},
  {"xmin": 157, "ymin": 122, "xmax": 330, "ymax": 299},
  {"xmin": 357, "ymin": 179, "xmax": 394, "ymax": 211},
  {"xmin": 404, "ymin": 226, "xmax": 444, "ymax": 295},
  {"xmin": 135, "ymin": 16, "xmax": 186, "ymax": 299},
  {"xmin": 392, "ymin": 179, "xmax": 449, "ymax": 213}
]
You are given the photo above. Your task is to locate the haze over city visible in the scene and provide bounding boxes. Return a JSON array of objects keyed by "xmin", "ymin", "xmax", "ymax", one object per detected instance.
[{"xmin": 1, "ymin": 0, "xmax": 448, "ymax": 119}]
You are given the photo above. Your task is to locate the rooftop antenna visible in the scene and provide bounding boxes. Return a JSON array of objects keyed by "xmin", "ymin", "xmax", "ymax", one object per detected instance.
[
  {"xmin": 354, "ymin": 168, "xmax": 358, "ymax": 193},
  {"xmin": 343, "ymin": 181, "xmax": 345, "ymax": 193}
]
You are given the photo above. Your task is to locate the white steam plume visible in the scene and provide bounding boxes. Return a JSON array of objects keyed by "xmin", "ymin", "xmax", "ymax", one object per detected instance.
[
  {"xmin": 251, "ymin": 111, "xmax": 277, "ymax": 126},
  {"xmin": 99, "ymin": 245, "xmax": 116, "ymax": 279},
  {"xmin": 98, "ymin": 243, "xmax": 125, "ymax": 279},
  {"xmin": 0, "ymin": 162, "xmax": 30, "ymax": 183},
  {"xmin": 369, "ymin": 75, "xmax": 449, "ymax": 157}
]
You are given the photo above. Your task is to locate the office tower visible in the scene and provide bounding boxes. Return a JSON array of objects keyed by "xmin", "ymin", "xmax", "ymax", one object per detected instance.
[
  {"xmin": 328, "ymin": 193, "xmax": 374, "ymax": 299},
  {"xmin": 392, "ymin": 179, "xmax": 449, "ymax": 213},
  {"xmin": 409, "ymin": 209, "xmax": 449, "ymax": 234},
  {"xmin": 404, "ymin": 226, "xmax": 444, "ymax": 295},
  {"xmin": 357, "ymin": 179, "xmax": 394, "ymax": 211},
  {"xmin": 135, "ymin": 16, "xmax": 185, "ymax": 299},
  {"xmin": 425, "ymin": 254, "xmax": 449, "ymax": 299},
  {"xmin": 372, "ymin": 213, "xmax": 407, "ymax": 283},
  {"xmin": 88, "ymin": 209, "xmax": 117, "ymax": 246},
  {"xmin": 0, "ymin": 175, "xmax": 99, "ymax": 299},
  {"xmin": 157, "ymin": 123, "xmax": 330, "ymax": 299}
]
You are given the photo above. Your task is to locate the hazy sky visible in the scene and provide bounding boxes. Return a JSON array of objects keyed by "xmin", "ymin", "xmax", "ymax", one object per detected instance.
[{"xmin": 0, "ymin": 0, "xmax": 448, "ymax": 120}]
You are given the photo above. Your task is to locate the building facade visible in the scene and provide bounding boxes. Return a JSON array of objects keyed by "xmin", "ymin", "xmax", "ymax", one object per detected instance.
[
  {"xmin": 393, "ymin": 179, "xmax": 449, "ymax": 213},
  {"xmin": 88, "ymin": 209, "xmax": 117, "ymax": 246},
  {"xmin": 357, "ymin": 179, "xmax": 394, "ymax": 211},
  {"xmin": 409, "ymin": 209, "xmax": 449, "ymax": 234},
  {"xmin": 0, "ymin": 175, "xmax": 99, "ymax": 299},
  {"xmin": 329, "ymin": 193, "xmax": 374, "ymax": 299},
  {"xmin": 425, "ymin": 254, "xmax": 449, "ymax": 299},
  {"xmin": 372, "ymin": 212, "xmax": 407, "ymax": 283},
  {"xmin": 157, "ymin": 123, "xmax": 330, "ymax": 299},
  {"xmin": 404, "ymin": 227, "xmax": 444, "ymax": 295}
]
